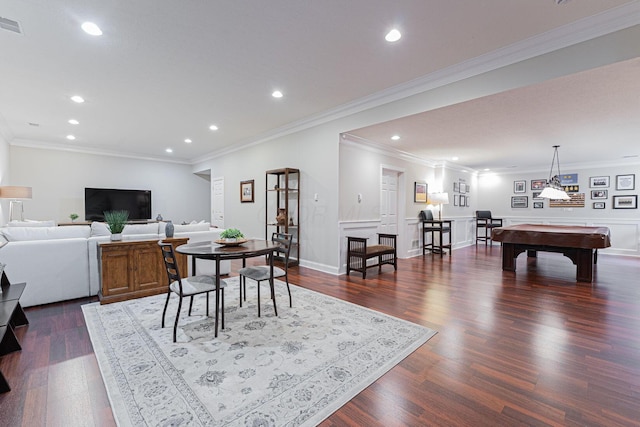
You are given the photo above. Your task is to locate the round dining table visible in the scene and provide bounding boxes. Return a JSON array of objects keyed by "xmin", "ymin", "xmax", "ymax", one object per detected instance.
[{"xmin": 176, "ymin": 239, "xmax": 281, "ymax": 337}]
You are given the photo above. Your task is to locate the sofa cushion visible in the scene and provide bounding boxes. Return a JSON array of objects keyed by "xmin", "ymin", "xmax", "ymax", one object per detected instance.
[
  {"xmin": 7, "ymin": 219, "xmax": 57, "ymax": 227},
  {"xmin": 174, "ymin": 222, "xmax": 210, "ymax": 233},
  {"xmin": 90, "ymin": 222, "xmax": 111, "ymax": 236},
  {"xmin": 123, "ymin": 223, "xmax": 159, "ymax": 235},
  {"xmin": 0, "ymin": 226, "xmax": 90, "ymax": 241}
]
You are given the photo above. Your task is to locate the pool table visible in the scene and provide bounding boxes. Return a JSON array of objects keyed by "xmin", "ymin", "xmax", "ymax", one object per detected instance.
[{"xmin": 491, "ymin": 224, "xmax": 611, "ymax": 282}]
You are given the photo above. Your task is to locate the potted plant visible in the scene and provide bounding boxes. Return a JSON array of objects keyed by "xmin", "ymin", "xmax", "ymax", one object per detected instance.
[
  {"xmin": 104, "ymin": 210, "xmax": 129, "ymax": 241},
  {"xmin": 220, "ymin": 228, "xmax": 244, "ymax": 243},
  {"xmin": 69, "ymin": 213, "xmax": 79, "ymax": 222}
]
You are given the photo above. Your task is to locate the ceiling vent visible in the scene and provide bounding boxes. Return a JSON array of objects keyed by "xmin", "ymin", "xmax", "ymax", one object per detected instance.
[{"xmin": 0, "ymin": 16, "xmax": 22, "ymax": 34}]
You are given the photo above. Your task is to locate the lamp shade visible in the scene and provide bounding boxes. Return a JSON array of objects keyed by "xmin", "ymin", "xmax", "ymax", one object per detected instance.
[
  {"xmin": 0, "ymin": 186, "xmax": 32, "ymax": 199},
  {"xmin": 429, "ymin": 192, "xmax": 449, "ymax": 205}
]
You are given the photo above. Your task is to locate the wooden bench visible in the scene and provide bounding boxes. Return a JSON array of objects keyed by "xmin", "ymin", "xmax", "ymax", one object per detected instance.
[
  {"xmin": 346, "ymin": 233, "xmax": 397, "ymax": 279},
  {"xmin": 0, "ymin": 272, "xmax": 28, "ymax": 393}
]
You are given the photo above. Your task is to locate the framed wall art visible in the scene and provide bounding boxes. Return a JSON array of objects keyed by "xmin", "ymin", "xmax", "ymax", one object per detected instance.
[
  {"xmin": 459, "ymin": 182, "xmax": 467, "ymax": 194},
  {"xmin": 589, "ymin": 176, "xmax": 610, "ymax": 188},
  {"xmin": 453, "ymin": 182, "xmax": 459, "ymax": 193},
  {"xmin": 613, "ymin": 195, "xmax": 637, "ymax": 209},
  {"xmin": 590, "ymin": 190, "xmax": 608, "ymax": 200},
  {"xmin": 453, "ymin": 195, "xmax": 458, "ymax": 206},
  {"xmin": 514, "ymin": 180, "xmax": 526, "ymax": 193},
  {"xmin": 511, "ymin": 196, "xmax": 528, "ymax": 208},
  {"xmin": 533, "ymin": 201, "xmax": 543, "ymax": 209},
  {"xmin": 531, "ymin": 179, "xmax": 546, "ymax": 190},
  {"xmin": 414, "ymin": 182, "xmax": 427, "ymax": 203},
  {"xmin": 532, "ymin": 191, "xmax": 543, "ymax": 200},
  {"xmin": 593, "ymin": 202, "xmax": 606, "ymax": 209},
  {"xmin": 240, "ymin": 179, "xmax": 255, "ymax": 203},
  {"xmin": 616, "ymin": 174, "xmax": 635, "ymax": 191}
]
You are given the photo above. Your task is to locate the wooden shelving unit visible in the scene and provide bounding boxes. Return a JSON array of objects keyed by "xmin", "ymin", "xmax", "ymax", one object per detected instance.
[{"xmin": 265, "ymin": 168, "xmax": 299, "ymax": 266}]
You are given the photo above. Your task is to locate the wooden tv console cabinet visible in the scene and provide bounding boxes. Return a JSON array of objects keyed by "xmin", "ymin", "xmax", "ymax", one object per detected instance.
[{"xmin": 98, "ymin": 238, "xmax": 188, "ymax": 304}]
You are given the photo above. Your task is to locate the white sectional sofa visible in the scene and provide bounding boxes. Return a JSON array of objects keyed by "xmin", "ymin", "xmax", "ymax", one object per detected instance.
[{"xmin": 0, "ymin": 221, "xmax": 230, "ymax": 307}]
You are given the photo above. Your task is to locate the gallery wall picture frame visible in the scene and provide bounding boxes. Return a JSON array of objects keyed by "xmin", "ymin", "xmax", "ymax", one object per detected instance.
[
  {"xmin": 533, "ymin": 201, "xmax": 544, "ymax": 209},
  {"xmin": 414, "ymin": 182, "xmax": 428, "ymax": 203},
  {"xmin": 531, "ymin": 179, "xmax": 546, "ymax": 190},
  {"xmin": 593, "ymin": 202, "xmax": 606, "ymax": 209},
  {"xmin": 511, "ymin": 196, "xmax": 528, "ymax": 208},
  {"xmin": 453, "ymin": 195, "xmax": 458, "ymax": 206},
  {"xmin": 514, "ymin": 180, "xmax": 526, "ymax": 193},
  {"xmin": 460, "ymin": 195, "xmax": 467, "ymax": 207},
  {"xmin": 616, "ymin": 174, "xmax": 635, "ymax": 191},
  {"xmin": 590, "ymin": 190, "xmax": 608, "ymax": 200},
  {"xmin": 240, "ymin": 179, "xmax": 255, "ymax": 203},
  {"xmin": 589, "ymin": 176, "xmax": 610, "ymax": 188},
  {"xmin": 453, "ymin": 182, "xmax": 459, "ymax": 193},
  {"xmin": 532, "ymin": 191, "xmax": 543, "ymax": 200},
  {"xmin": 459, "ymin": 182, "xmax": 467, "ymax": 194},
  {"xmin": 613, "ymin": 195, "xmax": 637, "ymax": 209}
]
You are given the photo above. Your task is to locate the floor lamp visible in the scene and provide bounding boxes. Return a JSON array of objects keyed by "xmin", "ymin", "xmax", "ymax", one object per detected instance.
[{"xmin": 0, "ymin": 186, "xmax": 33, "ymax": 222}]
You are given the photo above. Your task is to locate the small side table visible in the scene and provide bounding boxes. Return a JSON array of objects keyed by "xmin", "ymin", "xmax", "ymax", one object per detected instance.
[{"xmin": 422, "ymin": 219, "xmax": 453, "ymax": 256}]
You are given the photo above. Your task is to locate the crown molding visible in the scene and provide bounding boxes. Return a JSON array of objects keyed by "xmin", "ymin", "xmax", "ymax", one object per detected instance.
[
  {"xmin": 10, "ymin": 139, "xmax": 190, "ymax": 165},
  {"xmin": 340, "ymin": 133, "xmax": 437, "ymax": 167},
  {"xmin": 190, "ymin": 2, "xmax": 640, "ymax": 165}
]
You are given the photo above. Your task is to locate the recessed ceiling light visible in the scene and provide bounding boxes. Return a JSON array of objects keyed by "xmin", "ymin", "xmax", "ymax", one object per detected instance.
[
  {"xmin": 66, "ymin": 135, "xmax": 76, "ymax": 140},
  {"xmin": 71, "ymin": 95, "xmax": 85, "ymax": 103},
  {"xmin": 81, "ymin": 22, "xmax": 102, "ymax": 36},
  {"xmin": 209, "ymin": 125, "xmax": 218, "ymax": 131},
  {"xmin": 184, "ymin": 139, "xmax": 192, "ymax": 143},
  {"xmin": 391, "ymin": 135, "xmax": 400, "ymax": 141},
  {"xmin": 68, "ymin": 119, "xmax": 79, "ymax": 125},
  {"xmin": 452, "ymin": 156, "xmax": 459, "ymax": 161},
  {"xmin": 272, "ymin": 90, "xmax": 283, "ymax": 98},
  {"xmin": 385, "ymin": 29, "xmax": 401, "ymax": 42},
  {"xmin": 484, "ymin": 168, "xmax": 491, "ymax": 171},
  {"xmin": 165, "ymin": 148, "xmax": 173, "ymax": 153}
]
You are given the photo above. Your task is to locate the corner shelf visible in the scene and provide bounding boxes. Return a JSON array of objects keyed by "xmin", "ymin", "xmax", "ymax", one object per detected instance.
[{"xmin": 265, "ymin": 168, "xmax": 300, "ymax": 266}]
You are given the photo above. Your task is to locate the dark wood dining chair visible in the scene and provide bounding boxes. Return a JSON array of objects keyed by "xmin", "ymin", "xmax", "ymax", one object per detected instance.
[
  {"xmin": 238, "ymin": 233, "xmax": 292, "ymax": 317},
  {"xmin": 159, "ymin": 242, "xmax": 226, "ymax": 342}
]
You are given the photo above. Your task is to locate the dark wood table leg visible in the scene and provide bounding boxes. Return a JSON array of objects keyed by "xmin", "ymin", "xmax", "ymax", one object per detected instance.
[
  {"xmin": 576, "ymin": 248, "xmax": 594, "ymax": 283},
  {"xmin": 501, "ymin": 243, "xmax": 516, "ymax": 272},
  {"xmin": 214, "ymin": 258, "xmax": 220, "ymax": 337}
]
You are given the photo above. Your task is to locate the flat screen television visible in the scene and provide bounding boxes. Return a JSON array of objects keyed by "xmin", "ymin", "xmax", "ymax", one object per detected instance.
[{"xmin": 85, "ymin": 188, "xmax": 152, "ymax": 221}]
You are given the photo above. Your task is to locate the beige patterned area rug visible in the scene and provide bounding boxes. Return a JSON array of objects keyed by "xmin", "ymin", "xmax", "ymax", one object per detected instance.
[{"xmin": 82, "ymin": 278, "xmax": 436, "ymax": 426}]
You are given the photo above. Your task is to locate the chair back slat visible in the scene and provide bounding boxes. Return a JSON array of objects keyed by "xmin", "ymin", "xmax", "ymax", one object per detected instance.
[
  {"xmin": 159, "ymin": 242, "xmax": 182, "ymax": 291},
  {"xmin": 476, "ymin": 210, "xmax": 492, "ymax": 219},
  {"xmin": 272, "ymin": 232, "xmax": 292, "ymax": 266}
]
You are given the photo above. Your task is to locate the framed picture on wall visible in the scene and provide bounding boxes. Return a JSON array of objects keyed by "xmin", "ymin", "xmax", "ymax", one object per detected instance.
[
  {"xmin": 453, "ymin": 182, "xmax": 459, "ymax": 193},
  {"xmin": 511, "ymin": 196, "xmax": 528, "ymax": 208},
  {"xmin": 589, "ymin": 176, "xmax": 610, "ymax": 188},
  {"xmin": 532, "ymin": 191, "xmax": 543, "ymax": 200},
  {"xmin": 531, "ymin": 179, "xmax": 546, "ymax": 190},
  {"xmin": 590, "ymin": 190, "xmax": 608, "ymax": 199},
  {"xmin": 240, "ymin": 179, "xmax": 254, "ymax": 203},
  {"xmin": 414, "ymin": 182, "xmax": 428, "ymax": 203},
  {"xmin": 459, "ymin": 182, "xmax": 467, "ymax": 194},
  {"xmin": 514, "ymin": 180, "xmax": 526, "ymax": 193},
  {"xmin": 453, "ymin": 195, "xmax": 458, "ymax": 206},
  {"xmin": 460, "ymin": 195, "xmax": 467, "ymax": 207},
  {"xmin": 613, "ymin": 195, "xmax": 637, "ymax": 209},
  {"xmin": 593, "ymin": 202, "xmax": 606, "ymax": 209},
  {"xmin": 616, "ymin": 174, "xmax": 635, "ymax": 191},
  {"xmin": 533, "ymin": 201, "xmax": 543, "ymax": 209}
]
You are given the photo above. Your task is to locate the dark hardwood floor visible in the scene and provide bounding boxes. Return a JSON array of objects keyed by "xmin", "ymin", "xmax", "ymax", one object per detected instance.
[{"xmin": 1, "ymin": 245, "xmax": 640, "ymax": 426}]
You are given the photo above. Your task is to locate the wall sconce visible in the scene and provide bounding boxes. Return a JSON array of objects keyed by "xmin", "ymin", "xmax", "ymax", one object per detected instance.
[{"xmin": 0, "ymin": 186, "xmax": 33, "ymax": 221}]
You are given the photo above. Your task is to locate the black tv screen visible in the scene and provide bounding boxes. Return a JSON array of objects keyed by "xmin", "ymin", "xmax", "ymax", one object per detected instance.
[{"xmin": 85, "ymin": 188, "xmax": 152, "ymax": 221}]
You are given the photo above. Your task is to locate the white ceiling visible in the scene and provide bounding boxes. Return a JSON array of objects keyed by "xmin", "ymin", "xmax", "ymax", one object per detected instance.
[{"xmin": 0, "ymin": 0, "xmax": 638, "ymax": 168}]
